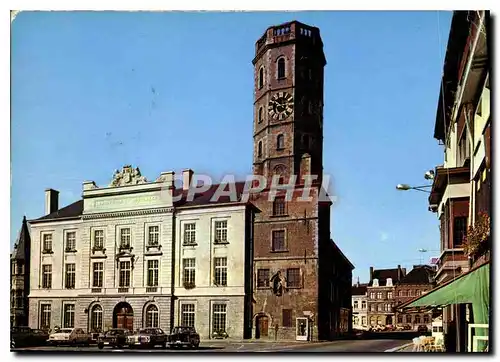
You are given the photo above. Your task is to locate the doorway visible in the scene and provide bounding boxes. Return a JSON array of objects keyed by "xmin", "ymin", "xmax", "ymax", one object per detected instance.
[
  {"xmin": 296, "ymin": 317, "xmax": 309, "ymax": 341},
  {"xmin": 113, "ymin": 302, "xmax": 134, "ymax": 331},
  {"xmin": 386, "ymin": 315, "xmax": 393, "ymax": 325},
  {"xmin": 255, "ymin": 315, "xmax": 269, "ymax": 339}
]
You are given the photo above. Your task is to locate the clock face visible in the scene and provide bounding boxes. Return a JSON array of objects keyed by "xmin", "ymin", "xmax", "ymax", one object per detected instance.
[{"xmin": 268, "ymin": 92, "xmax": 294, "ymax": 121}]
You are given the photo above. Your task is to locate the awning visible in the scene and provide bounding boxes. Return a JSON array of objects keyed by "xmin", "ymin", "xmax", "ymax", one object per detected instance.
[{"xmin": 399, "ymin": 261, "xmax": 490, "ymax": 351}]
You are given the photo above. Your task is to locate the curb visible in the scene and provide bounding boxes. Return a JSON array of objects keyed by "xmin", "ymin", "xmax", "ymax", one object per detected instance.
[{"xmin": 385, "ymin": 342, "xmax": 413, "ymax": 352}]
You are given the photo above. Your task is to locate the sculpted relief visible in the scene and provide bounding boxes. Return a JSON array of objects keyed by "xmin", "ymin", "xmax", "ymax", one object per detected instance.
[{"xmin": 110, "ymin": 165, "xmax": 148, "ymax": 187}]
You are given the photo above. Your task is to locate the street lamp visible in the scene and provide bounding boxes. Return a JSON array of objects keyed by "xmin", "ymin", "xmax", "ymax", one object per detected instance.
[{"xmin": 396, "ymin": 184, "xmax": 432, "ymax": 193}]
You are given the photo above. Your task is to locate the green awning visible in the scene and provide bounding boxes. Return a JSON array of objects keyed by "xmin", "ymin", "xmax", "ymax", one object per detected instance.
[{"xmin": 405, "ymin": 262, "xmax": 490, "ymax": 351}]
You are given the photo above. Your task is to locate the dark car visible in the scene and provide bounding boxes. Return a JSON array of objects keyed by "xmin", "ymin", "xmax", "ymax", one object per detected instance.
[
  {"xmin": 168, "ymin": 326, "xmax": 200, "ymax": 349},
  {"xmin": 97, "ymin": 328, "xmax": 130, "ymax": 349},
  {"xmin": 11, "ymin": 327, "xmax": 49, "ymax": 348},
  {"xmin": 417, "ymin": 325, "xmax": 429, "ymax": 333},
  {"xmin": 129, "ymin": 328, "xmax": 167, "ymax": 349}
]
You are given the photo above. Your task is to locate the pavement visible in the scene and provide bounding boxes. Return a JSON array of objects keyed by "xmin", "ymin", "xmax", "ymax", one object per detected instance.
[{"xmin": 12, "ymin": 339, "xmax": 412, "ymax": 353}]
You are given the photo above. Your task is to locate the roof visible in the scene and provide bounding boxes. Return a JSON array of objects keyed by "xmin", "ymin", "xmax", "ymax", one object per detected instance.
[
  {"xmin": 330, "ymin": 239, "xmax": 355, "ymax": 270},
  {"xmin": 370, "ymin": 268, "xmax": 402, "ymax": 287},
  {"xmin": 352, "ymin": 284, "xmax": 368, "ymax": 296},
  {"xmin": 399, "ymin": 265, "xmax": 436, "ymax": 285},
  {"xmin": 12, "ymin": 216, "xmax": 30, "ymax": 260},
  {"xmin": 30, "ymin": 182, "xmax": 258, "ymax": 222}
]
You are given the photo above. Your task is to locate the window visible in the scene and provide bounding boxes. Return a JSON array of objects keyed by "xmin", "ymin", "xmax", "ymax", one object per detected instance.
[
  {"xmin": 353, "ymin": 301, "xmax": 359, "ymax": 309},
  {"xmin": 361, "ymin": 316, "xmax": 367, "ymax": 326},
  {"xmin": 399, "ymin": 290, "xmax": 407, "ymax": 297},
  {"xmin": 15, "ymin": 290, "xmax": 23, "ymax": 308},
  {"xmin": 416, "ymin": 290, "xmax": 422, "ymax": 296},
  {"xmin": 385, "ymin": 304, "xmax": 391, "ymax": 312},
  {"xmin": 90, "ymin": 305, "xmax": 103, "ymax": 332},
  {"xmin": 94, "ymin": 230, "xmax": 104, "ymax": 250},
  {"xmin": 65, "ymin": 263, "xmax": 76, "ymax": 289},
  {"xmin": 147, "ymin": 260, "xmax": 159, "ymax": 287},
  {"xmin": 183, "ymin": 258, "xmax": 196, "ymax": 287},
  {"xmin": 258, "ymin": 67, "xmax": 264, "ymax": 89},
  {"xmin": 369, "ymin": 317, "xmax": 376, "ymax": 326},
  {"xmin": 409, "ymin": 290, "xmax": 414, "ymax": 297},
  {"xmin": 272, "ymin": 230, "xmax": 286, "ymax": 251},
  {"xmin": 282, "ymin": 309, "xmax": 292, "ymax": 327},
  {"xmin": 42, "ymin": 234, "xmax": 52, "ymax": 252},
  {"xmin": 144, "ymin": 304, "xmax": 159, "ymax": 328},
  {"xmin": 63, "ymin": 304, "xmax": 75, "ymax": 328},
  {"xmin": 276, "ymin": 134, "xmax": 285, "ymax": 150},
  {"xmin": 257, "ymin": 269, "xmax": 270, "ymax": 288},
  {"xmin": 258, "ymin": 107, "xmax": 263, "ymax": 123},
  {"xmin": 42, "ymin": 264, "xmax": 52, "ymax": 289},
  {"xmin": 370, "ymin": 292, "xmax": 375, "ymax": 299},
  {"xmin": 119, "ymin": 261, "xmax": 131, "ymax": 287},
  {"xmin": 183, "ymin": 223, "xmax": 196, "ymax": 245},
  {"xmin": 148, "ymin": 226, "xmax": 159, "ymax": 246},
  {"xmin": 214, "ymin": 220, "xmax": 228, "ymax": 243},
  {"xmin": 397, "ymin": 315, "xmax": 403, "ymax": 324},
  {"xmin": 273, "ymin": 197, "xmax": 286, "ymax": 216},
  {"xmin": 423, "ymin": 315, "xmax": 430, "ymax": 324},
  {"xmin": 181, "ymin": 304, "xmax": 195, "ymax": 327},
  {"xmin": 414, "ymin": 315, "xmax": 421, "ymax": 324},
  {"xmin": 120, "ymin": 228, "xmax": 131, "ymax": 248},
  {"xmin": 65, "ymin": 232, "xmax": 76, "ymax": 251},
  {"xmin": 405, "ymin": 315, "xmax": 412, "ymax": 324},
  {"xmin": 453, "ymin": 216, "xmax": 468, "ymax": 247},
  {"xmin": 93, "ymin": 262, "xmax": 103, "ymax": 288},
  {"xmin": 212, "ymin": 304, "xmax": 227, "ymax": 332},
  {"xmin": 378, "ymin": 304, "xmax": 383, "ymax": 312},
  {"xmin": 361, "ymin": 301, "xmax": 366, "ymax": 309},
  {"xmin": 40, "ymin": 304, "xmax": 51, "ymax": 329},
  {"xmin": 214, "ymin": 257, "xmax": 227, "ymax": 286},
  {"xmin": 277, "ymin": 57, "xmax": 286, "ymax": 79},
  {"xmin": 370, "ymin": 304, "xmax": 376, "ymax": 312},
  {"xmin": 286, "ymin": 268, "xmax": 301, "ymax": 288},
  {"xmin": 377, "ymin": 292, "xmax": 383, "ymax": 299},
  {"xmin": 258, "ymin": 141, "xmax": 263, "ymax": 158},
  {"xmin": 387, "ymin": 291, "xmax": 393, "ymax": 299}
]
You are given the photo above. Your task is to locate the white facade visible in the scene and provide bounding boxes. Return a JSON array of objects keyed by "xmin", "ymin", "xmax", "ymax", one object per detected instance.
[
  {"xmin": 352, "ymin": 285, "xmax": 368, "ymax": 330},
  {"xmin": 173, "ymin": 204, "xmax": 253, "ymax": 340},
  {"xmin": 28, "ymin": 167, "xmax": 176, "ymax": 334}
]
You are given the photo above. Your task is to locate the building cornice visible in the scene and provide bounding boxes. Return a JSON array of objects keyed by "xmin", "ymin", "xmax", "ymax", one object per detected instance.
[{"xmin": 82, "ymin": 207, "xmax": 174, "ymax": 220}]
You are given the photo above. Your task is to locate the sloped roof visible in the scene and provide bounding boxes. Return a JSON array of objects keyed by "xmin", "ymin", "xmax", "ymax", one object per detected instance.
[
  {"xmin": 32, "ymin": 200, "xmax": 84, "ymax": 222},
  {"xmin": 370, "ymin": 268, "xmax": 402, "ymax": 287},
  {"xmin": 352, "ymin": 284, "xmax": 368, "ymax": 296},
  {"xmin": 399, "ymin": 265, "xmax": 436, "ymax": 285},
  {"xmin": 12, "ymin": 216, "xmax": 30, "ymax": 260}
]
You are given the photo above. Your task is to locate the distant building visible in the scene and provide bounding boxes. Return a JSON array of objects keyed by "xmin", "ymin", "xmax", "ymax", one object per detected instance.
[
  {"xmin": 352, "ymin": 281, "xmax": 368, "ymax": 330},
  {"xmin": 11, "ymin": 216, "xmax": 31, "ymax": 327},
  {"xmin": 366, "ymin": 266, "xmax": 406, "ymax": 327},
  {"xmin": 394, "ymin": 265, "xmax": 436, "ymax": 330}
]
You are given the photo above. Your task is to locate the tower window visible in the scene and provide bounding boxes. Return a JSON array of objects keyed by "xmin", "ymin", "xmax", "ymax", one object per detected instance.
[
  {"xmin": 276, "ymin": 134, "xmax": 284, "ymax": 150},
  {"xmin": 258, "ymin": 67, "xmax": 264, "ymax": 89},
  {"xmin": 258, "ymin": 107, "xmax": 263, "ymax": 123},
  {"xmin": 277, "ymin": 58, "xmax": 286, "ymax": 79},
  {"xmin": 258, "ymin": 141, "xmax": 262, "ymax": 158}
]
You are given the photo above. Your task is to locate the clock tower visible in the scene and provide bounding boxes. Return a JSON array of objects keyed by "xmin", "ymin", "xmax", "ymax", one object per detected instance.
[{"xmin": 252, "ymin": 21, "xmax": 326, "ymax": 187}]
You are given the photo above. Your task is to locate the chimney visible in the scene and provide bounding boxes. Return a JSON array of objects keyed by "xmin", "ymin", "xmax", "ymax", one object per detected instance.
[
  {"xmin": 45, "ymin": 189, "xmax": 59, "ymax": 215},
  {"xmin": 182, "ymin": 169, "xmax": 194, "ymax": 191},
  {"xmin": 398, "ymin": 265, "xmax": 402, "ymax": 281},
  {"xmin": 357, "ymin": 276, "xmax": 360, "ymax": 287},
  {"xmin": 369, "ymin": 266, "xmax": 374, "ymax": 281}
]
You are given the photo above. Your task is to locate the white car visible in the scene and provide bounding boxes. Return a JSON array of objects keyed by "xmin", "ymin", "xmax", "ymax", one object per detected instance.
[{"xmin": 48, "ymin": 328, "xmax": 90, "ymax": 346}]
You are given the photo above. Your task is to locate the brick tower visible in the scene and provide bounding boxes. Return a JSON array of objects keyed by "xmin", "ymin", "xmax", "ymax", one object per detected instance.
[{"xmin": 251, "ymin": 21, "xmax": 353, "ymax": 341}]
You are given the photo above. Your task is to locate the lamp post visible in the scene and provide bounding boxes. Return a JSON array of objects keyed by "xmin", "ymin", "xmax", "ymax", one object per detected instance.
[{"xmin": 396, "ymin": 169, "xmax": 434, "ymax": 193}]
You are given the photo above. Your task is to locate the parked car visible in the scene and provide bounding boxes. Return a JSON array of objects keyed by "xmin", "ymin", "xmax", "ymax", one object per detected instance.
[
  {"xmin": 168, "ymin": 326, "xmax": 200, "ymax": 349},
  {"xmin": 48, "ymin": 328, "xmax": 90, "ymax": 346},
  {"xmin": 129, "ymin": 328, "xmax": 168, "ymax": 348},
  {"xmin": 11, "ymin": 327, "xmax": 49, "ymax": 348},
  {"xmin": 417, "ymin": 325, "xmax": 429, "ymax": 333},
  {"xmin": 97, "ymin": 328, "xmax": 130, "ymax": 349}
]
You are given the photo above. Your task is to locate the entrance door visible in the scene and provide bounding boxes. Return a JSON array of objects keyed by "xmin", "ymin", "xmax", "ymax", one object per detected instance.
[
  {"xmin": 256, "ymin": 316, "xmax": 269, "ymax": 339},
  {"xmin": 113, "ymin": 302, "xmax": 134, "ymax": 331},
  {"xmin": 296, "ymin": 317, "xmax": 309, "ymax": 341}
]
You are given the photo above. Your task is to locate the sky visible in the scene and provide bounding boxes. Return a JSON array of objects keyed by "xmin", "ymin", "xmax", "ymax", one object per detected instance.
[{"xmin": 11, "ymin": 11, "xmax": 453, "ymax": 283}]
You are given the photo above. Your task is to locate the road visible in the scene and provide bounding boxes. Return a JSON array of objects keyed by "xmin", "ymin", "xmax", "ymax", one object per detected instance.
[{"xmin": 12, "ymin": 339, "xmax": 411, "ymax": 353}]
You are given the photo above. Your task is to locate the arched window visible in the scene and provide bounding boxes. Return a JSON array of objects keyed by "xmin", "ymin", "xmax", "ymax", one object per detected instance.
[
  {"xmin": 361, "ymin": 301, "xmax": 366, "ymax": 309},
  {"xmin": 353, "ymin": 301, "xmax": 358, "ymax": 309},
  {"xmin": 273, "ymin": 165, "xmax": 286, "ymax": 185},
  {"xmin": 145, "ymin": 304, "xmax": 159, "ymax": 328},
  {"xmin": 423, "ymin": 314, "xmax": 430, "ymax": 324},
  {"xmin": 258, "ymin": 67, "xmax": 264, "ymax": 89},
  {"xmin": 90, "ymin": 305, "xmax": 103, "ymax": 333},
  {"xmin": 369, "ymin": 316, "xmax": 376, "ymax": 326},
  {"xmin": 277, "ymin": 58, "xmax": 286, "ymax": 79},
  {"xmin": 276, "ymin": 134, "xmax": 284, "ymax": 150},
  {"xmin": 397, "ymin": 315, "xmax": 403, "ymax": 324},
  {"xmin": 258, "ymin": 141, "xmax": 262, "ymax": 158},
  {"xmin": 258, "ymin": 107, "xmax": 263, "ymax": 123},
  {"xmin": 414, "ymin": 315, "xmax": 421, "ymax": 324}
]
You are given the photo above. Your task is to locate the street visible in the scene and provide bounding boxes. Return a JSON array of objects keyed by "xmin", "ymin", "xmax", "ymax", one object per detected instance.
[{"xmin": 12, "ymin": 339, "xmax": 411, "ymax": 353}]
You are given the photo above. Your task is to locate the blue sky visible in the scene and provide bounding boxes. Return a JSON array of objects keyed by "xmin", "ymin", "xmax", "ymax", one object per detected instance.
[{"xmin": 11, "ymin": 11, "xmax": 452, "ymax": 283}]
